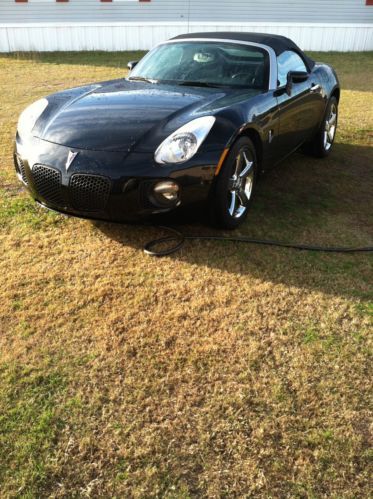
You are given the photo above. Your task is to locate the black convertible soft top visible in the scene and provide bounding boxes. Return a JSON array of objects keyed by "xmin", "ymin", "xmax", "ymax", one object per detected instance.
[{"xmin": 172, "ymin": 31, "xmax": 315, "ymax": 70}]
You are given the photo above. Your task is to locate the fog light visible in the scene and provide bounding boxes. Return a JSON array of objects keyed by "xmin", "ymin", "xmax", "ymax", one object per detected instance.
[{"xmin": 153, "ymin": 181, "xmax": 179, "ymax": 202}]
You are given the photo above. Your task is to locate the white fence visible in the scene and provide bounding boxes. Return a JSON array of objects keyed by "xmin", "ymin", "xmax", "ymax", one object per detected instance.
[{"xmin": 0, "ymin": 22, "xmax": 372, "ymax": 52}]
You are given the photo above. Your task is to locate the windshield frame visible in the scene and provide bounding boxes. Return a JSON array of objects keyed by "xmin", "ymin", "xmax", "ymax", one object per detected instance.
[{"xmin": 128, "ymin": 38, "xmax": 277, "ymax": 91}]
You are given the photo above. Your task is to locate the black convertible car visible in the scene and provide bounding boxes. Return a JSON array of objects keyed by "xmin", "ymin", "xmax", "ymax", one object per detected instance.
[{"xmin": 14, "ymin": 32, "xmax": 339, "ymax": 228}]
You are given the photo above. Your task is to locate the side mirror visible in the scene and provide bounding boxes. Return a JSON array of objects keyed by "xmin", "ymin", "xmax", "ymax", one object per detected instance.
[
  {"xmin": 285, "ymin": 70, "xmax": 308, "ymax": 95},
  {"xmin": 289, "ymin": 70, "xmax": 309, "ymax": 83},
  {"xmin": 127, "ymin": 60, "xmax": 139, "ymax": 71}
]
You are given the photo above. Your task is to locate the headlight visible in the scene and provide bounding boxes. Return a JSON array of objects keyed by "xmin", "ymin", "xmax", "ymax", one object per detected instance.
[
  {"xmin": 17, "ymin": 98, "xmax": 48, "ymax": 138},
  {"xmin": 154, "ymin": 116, "xmax": 216, "ymax": 165}
]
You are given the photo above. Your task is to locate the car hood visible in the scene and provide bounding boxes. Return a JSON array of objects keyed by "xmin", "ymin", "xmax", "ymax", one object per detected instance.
[{"xmin": 33, "ymin": 79, "xmax": 261, "ymax": 153}]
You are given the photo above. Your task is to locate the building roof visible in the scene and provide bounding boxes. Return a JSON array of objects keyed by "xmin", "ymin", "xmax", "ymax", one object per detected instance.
[{"xmin": 172, "ymin": 31, "xmax": 315, "ymax": 70}]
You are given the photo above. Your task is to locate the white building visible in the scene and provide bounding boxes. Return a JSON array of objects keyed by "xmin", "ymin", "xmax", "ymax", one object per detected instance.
[{"xmin": 0, "ymin": 0, "xmax": 372, "ymax": 52}]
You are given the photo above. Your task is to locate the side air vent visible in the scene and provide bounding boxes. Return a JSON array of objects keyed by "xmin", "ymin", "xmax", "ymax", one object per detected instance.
[
  {"xmin": 32, "ymin": 164, "xmax": 64, "ymax": 206},
  {"xmin": 69, "ymin": 174, "xmax": 111, "ymax": 211},
  {"xmin": 15, "ymin": 156, "xmax": 28, "ymax": 185}
]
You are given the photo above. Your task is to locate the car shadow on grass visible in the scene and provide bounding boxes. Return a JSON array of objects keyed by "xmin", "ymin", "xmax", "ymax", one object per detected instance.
[{"xmin": 94, "ymin": 143, "xmax": 373, "ymax": 300}]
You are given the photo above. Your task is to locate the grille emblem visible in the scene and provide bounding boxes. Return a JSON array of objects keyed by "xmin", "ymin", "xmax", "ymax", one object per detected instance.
[{"xmin": 66, "ymin": 151, "xmax": 78, "ymax": 171}]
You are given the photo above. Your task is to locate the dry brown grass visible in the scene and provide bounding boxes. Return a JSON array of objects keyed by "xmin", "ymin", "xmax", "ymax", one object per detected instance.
[{"xmin": 0, "ymin": 51, "xmax": 372, "ymax": 498}]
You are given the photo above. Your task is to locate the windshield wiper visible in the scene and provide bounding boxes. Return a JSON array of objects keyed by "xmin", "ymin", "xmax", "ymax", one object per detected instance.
[
  {"xmin": 176, "ymin": 80, "xmax": 223, "ymax": 88},
  {"xmin": 128, "ymin": 77, "xmax": 222, "ymax": 88},
  {"xmin": 127, "ymin": 76, "xmax": 158, "ymax": 84}
]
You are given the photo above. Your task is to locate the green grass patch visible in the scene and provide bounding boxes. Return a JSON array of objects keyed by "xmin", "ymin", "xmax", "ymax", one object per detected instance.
[
  {"xmin": 0, "ymin": 188, "xmax": 64, "ymax": 230},
  {"xmin": 0, "ymin": 364, "xmax": 66, "ymax": 496}
]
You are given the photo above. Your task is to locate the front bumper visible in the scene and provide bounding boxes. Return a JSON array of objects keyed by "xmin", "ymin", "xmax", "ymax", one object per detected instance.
[{"xmin": 14, "ymin": 135, "xmax": 221, "ymax": 222}]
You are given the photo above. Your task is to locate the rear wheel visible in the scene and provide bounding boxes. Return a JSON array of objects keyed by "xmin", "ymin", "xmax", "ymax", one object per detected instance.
[
  {"xmin": 210, "ymin": 137, "xmax": 257, "ymax": 229},
  {"xmin": 305, "ymin": 96, "xmax": 338, "ymax": 157}
]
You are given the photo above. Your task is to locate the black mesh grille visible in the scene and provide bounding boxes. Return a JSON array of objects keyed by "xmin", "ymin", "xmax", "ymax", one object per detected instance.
[
  {"xmin": 69, "ymin": 174, "xmax": 111, "ymax": 211},
  {"xmin": 32, "ymin": 164, "xmax": 64, "ymax": 206},
  {"xmin": 15, "ymin": 156, "xmax": 28, "ymax": 185}
]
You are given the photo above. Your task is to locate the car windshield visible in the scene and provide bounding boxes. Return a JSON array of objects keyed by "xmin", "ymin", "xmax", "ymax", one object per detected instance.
[{"xmin": 129, "ymin": 41, "xmax": 269, "ymax": 90}]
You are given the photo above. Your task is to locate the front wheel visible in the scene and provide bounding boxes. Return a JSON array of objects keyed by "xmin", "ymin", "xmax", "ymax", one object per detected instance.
[
  {"xmin": 210, "ymin": 137, "xmax": 257, "ymax": 229},
  {"xmin": 305, "ymin": 96, "xmax": 338, "ymax": 158}
]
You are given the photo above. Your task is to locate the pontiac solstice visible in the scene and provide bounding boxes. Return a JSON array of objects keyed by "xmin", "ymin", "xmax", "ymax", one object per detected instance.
[{"xmin": 14, "ymin": 32, "xmax": 339, "ymax": 228}]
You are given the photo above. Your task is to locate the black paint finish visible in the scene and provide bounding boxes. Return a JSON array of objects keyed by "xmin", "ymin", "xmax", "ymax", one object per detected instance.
[{"xmin": 14, "ymin": 37, "xmax": 339, "ymax": 223}]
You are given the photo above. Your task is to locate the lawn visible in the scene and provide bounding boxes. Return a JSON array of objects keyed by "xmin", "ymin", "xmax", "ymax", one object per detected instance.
[{"xmin": 0, "ymin": 50, "xmax": 372, "ymax": 497}]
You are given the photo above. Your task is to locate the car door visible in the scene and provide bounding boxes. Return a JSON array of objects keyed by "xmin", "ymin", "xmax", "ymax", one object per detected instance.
[{"xmin": 275, "ymin": 50, "xmax": 324, "ymax": 159}]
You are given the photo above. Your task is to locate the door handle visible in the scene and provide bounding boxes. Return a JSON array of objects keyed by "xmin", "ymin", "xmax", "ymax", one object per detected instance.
[{"xmin": 310, "ymin": 83, "xmax": 321, "ymax": 92}]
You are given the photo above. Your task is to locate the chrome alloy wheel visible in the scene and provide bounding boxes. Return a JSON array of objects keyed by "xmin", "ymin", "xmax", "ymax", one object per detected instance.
[
  {"xmin": 227, "ymin": 148, "xmax": 254, "ymax": 218},
  {"xmin": 324, "ymin": 102, "xmax": 337, "ymax": 151}
]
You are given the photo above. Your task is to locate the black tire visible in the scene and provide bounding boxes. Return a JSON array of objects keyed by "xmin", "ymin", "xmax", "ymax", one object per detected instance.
[
  {"xmin": 304, "ymin": 96, "xmax": 338, "ymax": 158},
  {"xmin": 210, "ymin": 137, "xmax": 257, "ymax": 229}
]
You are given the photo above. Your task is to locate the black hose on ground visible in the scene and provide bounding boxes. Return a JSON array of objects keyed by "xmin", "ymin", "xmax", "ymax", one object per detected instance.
[{"xmin": 144, "ymin": 226, "xmax": 373, "ymax": 257}]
